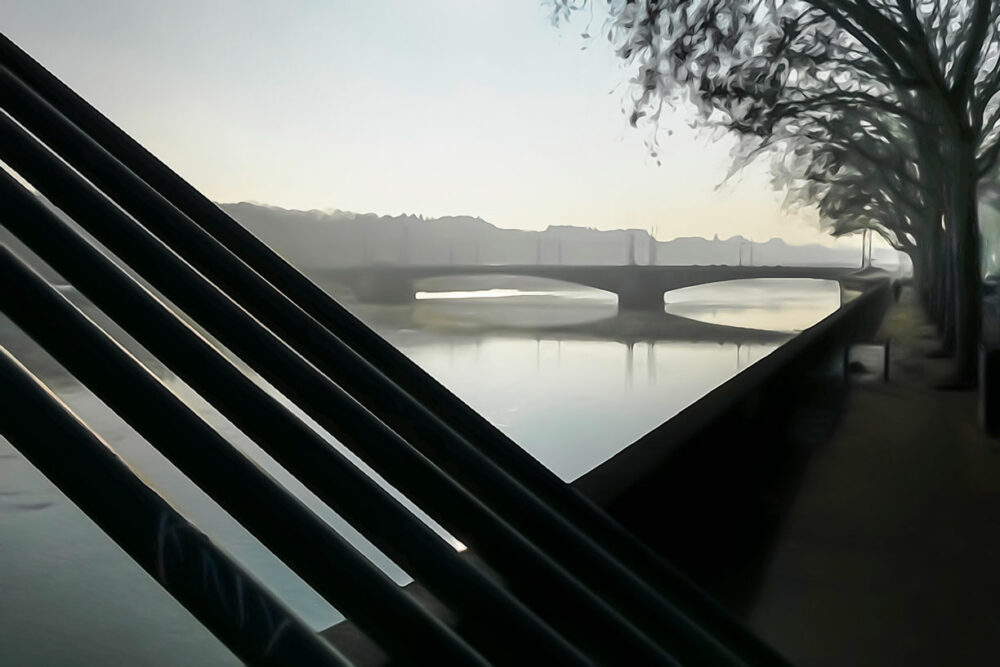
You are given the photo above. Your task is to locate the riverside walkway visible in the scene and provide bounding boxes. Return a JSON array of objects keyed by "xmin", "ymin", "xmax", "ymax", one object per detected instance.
[{"xmin": 748, "ymin": 287, "xmax": 1000, "ymax": 666}]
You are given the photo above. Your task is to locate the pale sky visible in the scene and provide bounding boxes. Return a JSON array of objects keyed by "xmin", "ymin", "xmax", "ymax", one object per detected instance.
[{"xmin": 2, "ymin": 0, "xmax": 862, "ymax": 246}]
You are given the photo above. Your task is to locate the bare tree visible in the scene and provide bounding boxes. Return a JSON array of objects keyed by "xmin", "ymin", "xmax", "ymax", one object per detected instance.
[{"xmin": 553, "ymin": 0, "xmax": 1000, "ymax": 382}]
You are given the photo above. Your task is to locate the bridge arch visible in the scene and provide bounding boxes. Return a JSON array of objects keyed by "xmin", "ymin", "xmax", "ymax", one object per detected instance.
[
  {"xmin": 413, "ymin": 274, "xmax": 616, "ymax": 302},
  {"xmin": 663, "ymin": 278, "xmax": 843, "ymax": 332}
]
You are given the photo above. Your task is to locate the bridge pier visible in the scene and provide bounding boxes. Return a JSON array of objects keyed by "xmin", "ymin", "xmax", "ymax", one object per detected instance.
[
  {"xmin": 616, "ymin": 284, "xmax": 666, "ymax": 312},
  {"xmin": 352, "ymin": 272, "xmax": 415, "ymax": 305}
]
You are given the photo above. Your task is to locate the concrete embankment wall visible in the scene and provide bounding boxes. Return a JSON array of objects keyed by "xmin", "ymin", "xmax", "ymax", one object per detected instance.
[{"xmin": 573, "ymin": 279, "xmax": 894, "ymax": 612}]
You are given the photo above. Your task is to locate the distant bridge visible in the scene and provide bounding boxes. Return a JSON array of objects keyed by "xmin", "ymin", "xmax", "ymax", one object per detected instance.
[{"xmin": 313, "ymin": 264, "xmax": 861, "ymax": 310}]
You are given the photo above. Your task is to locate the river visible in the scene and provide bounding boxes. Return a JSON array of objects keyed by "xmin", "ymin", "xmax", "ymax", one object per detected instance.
[{"xmin": 0, "ymin": 278, "xmax": 841, "ymax": 665}]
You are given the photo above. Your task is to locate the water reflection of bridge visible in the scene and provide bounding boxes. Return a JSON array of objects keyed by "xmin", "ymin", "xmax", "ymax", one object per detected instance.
[
  {"xmin": 314, "ymin": 264, "xmax": 858, "ymax": 310},
  {"xmin": 531, "ymin": 311, "xmax": 795, "ymax": 345},
  {"xmin": 428, "ymin": 334, "xmax": 775, "ymax": 394},
  {"xmin": 622, "ymin": 341, "xmax": 768, "ymax": 390},
  {"xmin": 364, "ymin": 293, "xmax": 801, "ymax": 346}
]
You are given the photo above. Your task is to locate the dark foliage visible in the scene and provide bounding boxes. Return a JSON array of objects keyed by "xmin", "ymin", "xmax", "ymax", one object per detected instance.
[{"xmin": 552, "ymin": 0, "xmax": 1000, "ymax": 379}]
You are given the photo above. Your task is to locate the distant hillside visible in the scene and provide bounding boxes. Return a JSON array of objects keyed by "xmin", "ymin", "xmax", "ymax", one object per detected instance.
[{"xmin": 222, "ymin": 202, "xmax": 902, "ymax": 270}]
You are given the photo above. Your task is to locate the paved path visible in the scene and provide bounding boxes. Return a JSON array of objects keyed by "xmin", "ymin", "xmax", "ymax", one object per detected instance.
[{"xmin": 748, "ymin": 288, "xmax": 1000, "ymax": 666}]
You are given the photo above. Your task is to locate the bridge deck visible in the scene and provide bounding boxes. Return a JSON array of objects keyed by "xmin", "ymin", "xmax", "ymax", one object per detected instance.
[{"xmin": 314, "ymin": 264, "xmax": 860, "ymax": 309}]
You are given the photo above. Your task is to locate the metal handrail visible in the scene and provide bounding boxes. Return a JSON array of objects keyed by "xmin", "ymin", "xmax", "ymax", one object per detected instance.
[
  {"xmin": 0, "ymin": 249, "xmax": 485, "ymax": 666},
  {"xmin": 0, "ymin": 168, "xmax": 586, "ymax": 666},
  {"xmin": 0, "ymin": 348, "xmax": 348, "ymax": 667}
]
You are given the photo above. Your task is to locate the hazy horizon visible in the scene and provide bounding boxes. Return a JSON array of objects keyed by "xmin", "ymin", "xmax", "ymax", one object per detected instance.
[
  {"xmin": 219, "ymin": 199, "xmax": 875, "ymax": 248},
  {"xmin": 2, "ymin": 1, "xmax": 876, "ymax": 249},
  {"xmin": 214, "ymin": 201, "xmax": 899, "ymax": 271}
]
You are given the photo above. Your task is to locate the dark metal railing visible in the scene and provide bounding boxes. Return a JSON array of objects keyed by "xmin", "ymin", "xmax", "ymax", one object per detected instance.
[
  {"xmin": 0, "ymin": 175, "xmax": 584, "ymax": 666},
  {"xmin": 0, "ymin": 348, "xmax": 347, "ymax": 667},
  {"xmin": 0, "ymin": 32, "xmax": 794, "ymax": 665},
  {"xmin": 0, "ymin": 248, "xmax": 485, "ymax": 665}
]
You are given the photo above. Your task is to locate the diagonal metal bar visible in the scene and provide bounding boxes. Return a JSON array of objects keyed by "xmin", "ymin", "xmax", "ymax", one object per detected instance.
[
  {"xmin": 0, "ymin": 170, "xmax": 586, "ymax": 665},
  {"xmin": 0, "ymin": 248, "xmax": 486, "ymax": 666},
  {"xmin": 0, "ymin": 347, "xmax": 348, "ymax": 667}
]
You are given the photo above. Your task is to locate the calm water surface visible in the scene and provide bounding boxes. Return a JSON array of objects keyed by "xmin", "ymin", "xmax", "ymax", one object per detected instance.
[{"xmin": 0, "ymin": 278, "xmax": 840, "ymax": 664}]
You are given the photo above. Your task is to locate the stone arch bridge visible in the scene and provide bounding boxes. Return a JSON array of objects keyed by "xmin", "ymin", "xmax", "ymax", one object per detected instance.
[{"xmin": 313, "ymin": 264, "xmax": 863, "ymax": 311}]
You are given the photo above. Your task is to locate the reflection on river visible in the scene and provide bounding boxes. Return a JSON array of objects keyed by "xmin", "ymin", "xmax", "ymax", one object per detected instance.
[
  {"xmin": 369, "ymin": 278, "xmax": 840, "ymax": 480},
  {"xmin": 0, "ymin": 277, "xmax": 840, "ymax": 664}
]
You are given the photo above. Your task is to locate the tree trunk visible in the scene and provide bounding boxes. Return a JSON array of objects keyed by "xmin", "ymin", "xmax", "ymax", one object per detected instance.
[
  {"xmin": 922, "ymin": 223, "xmax": 942, "ymax": 317},
  {"xmin": 947, "ymin": 141, "xmax": 982, "ymax": 383},
  {"xmin": 927, "ymin": 223, "xmax": 957, "ymax": 353},
  {"xmin": 941, "ymin": 247, "xmax": 957, "ymax": 353},
  {"xmin": 909, "ymin": 248, "xmax": 925, "ymax": 302}
]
